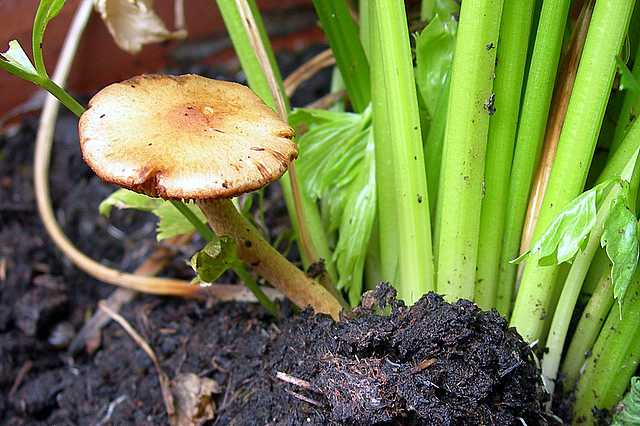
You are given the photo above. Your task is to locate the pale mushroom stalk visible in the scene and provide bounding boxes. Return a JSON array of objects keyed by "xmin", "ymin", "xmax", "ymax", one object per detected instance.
[
  {"xmin": 78, "ymin": 74, "xmax": 343, "ymax": 319},
  {"xmin": 198, "ymin": 199, "xmax": 341, "ymax": 318}
]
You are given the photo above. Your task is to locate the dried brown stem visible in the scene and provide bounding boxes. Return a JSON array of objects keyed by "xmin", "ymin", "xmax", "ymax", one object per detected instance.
[
  {"xmin": 519, "ymin": 0, "xmax": 594, "ymax": 259},
  {"xmin": 283, "ymin": 49, "xmax": 335, "ymax": 97}
]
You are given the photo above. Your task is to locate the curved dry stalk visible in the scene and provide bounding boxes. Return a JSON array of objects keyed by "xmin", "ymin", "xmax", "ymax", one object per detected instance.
[
  {"xmin": 518, "ymin": 1, "xmax": 594, "ymax": 262},
  {"xmin": 283, "ymin": 48, "xmax": 335, "ymax": 97}
]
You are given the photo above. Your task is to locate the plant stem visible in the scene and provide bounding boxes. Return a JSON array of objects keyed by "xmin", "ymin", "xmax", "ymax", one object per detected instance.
[
  {"xmin": 369, "ymin": 0, "xmax": 434, "ymax": 302},
  {"xmin": 573, "ymin": 272, "xmax": 640, "ymax": 422},
  {"xmin": 39, "ymin": 78, "xmax": 85, "ymax": 118},
  {"xmin": 495, "ymin": 0, "xmax": 572, "ymax": 317},
  {"xmin": 597, "ymin": 118, "xmax": 640, "ymax": 185},
  {"xmin": 169, "ymin": 200, "xmax": 215, "ymax": 241},
  {"xmin": 435, "ymin": 0, "xmax": 503, "ymax": 301},
  {"xmin": 232, "ymin": 261, "xmax": 278, "ymax": 316},
  {"xmin": 541, "ymin": 185, "xmax": 618, "ymax": 398},
  {"xmin": 312, "ymin": 0, "xmax": 370, "ymax": 113},
  {"xmin": 474, "ymin": 0, "xmax": 536, "ymax": 310},
  {"xmin": 197, "ymin": 199, "xmax": 342, "ymax": 319},
  {"xmin": 560, "ymin": 269, "xmax": 613, "ymax": 389},
  {"xmin": 610, "ymin": 42, "xmax": 640, "ymax": 155},
  {"xmin": 216, "ymin": 0, "xmax": 337, "ymax": 283},
  {"xmin": 510, "ymin": 0, "xmax": 635, "ymax": 342},
  {"xmin": 170, "ymin": 200, "xmax": 277, "ymax": 315}
]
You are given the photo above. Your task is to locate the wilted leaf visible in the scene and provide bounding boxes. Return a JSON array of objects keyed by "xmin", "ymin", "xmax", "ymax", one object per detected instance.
[
  {"xmin": 170, "ymin": 373, "xmax": 220, "ymax": 426},
  {"xmin": 514, "ymin": 179, "xmax": 618, "ymax": 265},
  {"xmin": 601, "ymin": 197, "xmax": 639, "ymax": 306},
  {"xmin": 190, "ymin": 237, "xmax": 236, "ymax": 283},
  {"xmin": 94, "ymin": 0, "xmax": 186, "ymax": 54},
  {"xmin": 0, "ymin": 40, "xmax": 40, "ymax": 81}
]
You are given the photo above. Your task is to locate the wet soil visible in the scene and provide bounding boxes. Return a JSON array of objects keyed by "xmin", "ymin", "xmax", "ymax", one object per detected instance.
[{"xmin": 0, "ymin": 48, "xmax": 547, "ymax": 424}]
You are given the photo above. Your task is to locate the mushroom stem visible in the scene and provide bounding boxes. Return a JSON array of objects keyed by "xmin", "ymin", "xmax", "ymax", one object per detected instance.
[{"xmin": 197, "ymin": 199, "xmax": 342, "ymax": 319}]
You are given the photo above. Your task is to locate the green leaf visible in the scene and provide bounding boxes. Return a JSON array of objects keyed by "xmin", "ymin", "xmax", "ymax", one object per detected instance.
[
  {"xmin": 617, "ymin": 56, "xmax": 640, "ymax": 94},
  {"xmin": 293, "ymin": 107, "xmax": 376, "ymax": 301},
  {"xmin": 154, "ymin": 202, "xmax": 206, "ymax": 241},
  {"xmin": 99, "ymin": 189, "xmax": 161, "ymax": 216},
  {"xmin": 515, "ymin": 179, "xmax": 619, "ymax": 265},
  {"xmin": 33, "ymin": 0, "xmax": 67, "ymax": 76},
  {"xmin": 99, "ymin": 189, "xmax": 206, "ymax": 241},
  {"xmin": 190, "ymin": 237, "xmax": 236, "ymax": 283},
  {"xmin": 0, "ymin": 40, "xmax": 39, "ymax": 79},
  {"xmin": 414, "ymin": 12, "xmax": 457, "ymax": 118},
  {"xmin": 612, "ymin": 377, "xmax": 640, "ymax": 425},
  {"xmin": 601, "ymin": 197, "xmax": 639, "ymax": 306}
]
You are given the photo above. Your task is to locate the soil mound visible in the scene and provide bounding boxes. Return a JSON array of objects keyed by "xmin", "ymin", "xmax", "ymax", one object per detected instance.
[{"xmin": 223, "ymin": 284, "xmax": 548, "ymax": 425}]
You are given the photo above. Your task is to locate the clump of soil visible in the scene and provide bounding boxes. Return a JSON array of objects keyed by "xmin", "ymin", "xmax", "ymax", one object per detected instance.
[{"xmin": 223, "ymin": 284, "xmax": 548, "ymax": 425}]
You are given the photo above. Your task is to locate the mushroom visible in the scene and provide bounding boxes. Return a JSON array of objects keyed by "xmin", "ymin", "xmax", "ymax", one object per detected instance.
[{"xmin": 78, "ymin": 74, "xmax": 342, "ymax": 319}]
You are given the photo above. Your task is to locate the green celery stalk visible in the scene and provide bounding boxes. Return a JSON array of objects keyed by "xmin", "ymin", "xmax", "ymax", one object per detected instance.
[
  {"xmin": 495, "ymin": 0, "xmax": 572, "ymax": 317},
  {"xmin": 312, "ymin": 0, "xmax": 370, "ymax": 113},
  {"xmin": 610, "ymin": 31, "xmax": 640, "ymax": 155},
  {"xmin": 475, "ymin": 0, "xmax": 536, "ymax": 310},
  {"xmin": 369, "ymin": 0, "xmax": 434, "ymax": 302},
  {"xmin": 560, "ymin": 270, "xmax": 613, "ymax": 389},
  {"xmin": 573, "ymin": 272, "xmax": 640, "ymax": 422},
  {"xmin": 435, "ymin": 0, "xmax": 504, "ymax": 301},
  {"xmin": 510, "ymin": 0, "xmax": 636, "ymax": 342}
]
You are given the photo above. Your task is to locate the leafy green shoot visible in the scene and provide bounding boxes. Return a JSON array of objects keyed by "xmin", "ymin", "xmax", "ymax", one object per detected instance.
[
  {"xmin": 513, "ymin": 179, "xmax": 619, "ymax": 266},
  {"xmin": 290, "ymin": 107, "xmax": 375, "ymax": 305},
  {"xmin": 190, "ymin": 237, "xmax": 236, "ymax": 283},
  {"xmin": 601, "ymin": 196, "xmax": 639, "ymax": 309},
  {"xmin": 0, "ymin": 0, "xmax": 84, "ymax": 116},
  {"xmin": 99, "ymin": 189, "xmax": 206, "ymax": 241},
  {"xmin": 612, "ymin": 377, "xmax": 640, "ymax": 426},
  {"xmin": 32, "ymin": 0, "xmax": 66, "ymax": 76},
  {"xmin": 414, "ymin": 3, "xmax": 457, "ymax": 120}
]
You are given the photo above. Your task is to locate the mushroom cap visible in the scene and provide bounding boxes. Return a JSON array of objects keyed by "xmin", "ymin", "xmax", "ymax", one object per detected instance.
[{"xmin": 79, "ymin": 74, "xmax": 296, "ymax": 199}]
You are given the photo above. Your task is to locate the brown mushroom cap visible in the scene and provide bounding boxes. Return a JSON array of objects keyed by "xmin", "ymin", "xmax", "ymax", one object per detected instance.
[{"xmin": 79, "ymin": 74, "xmax": 296, "ymax": 199}]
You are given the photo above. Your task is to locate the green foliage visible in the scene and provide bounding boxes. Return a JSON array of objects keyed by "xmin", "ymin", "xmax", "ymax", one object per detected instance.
[
  {"xmin": 514, "ymin": 180, "xmax": 618, "ymax": 265},
  {"xmin": 601, "ymin": 197, "xmax": 639, "ymax": 306},
  {"xmin": 612, "ymin": 377, "xmax": 640, "ymax": 425},
  {"xmin": 617, "ymin": 56, "xmax": 640, "ymax": 94},
  {"xmin": 190, "ymin": 237, "xmax": 236, "ymax": 283},
  {"xmin": 414, "ymin": 5, "xmax": 457, "ymax": 118},
  {"xmin": 32, "ymin": 0, "xmax": 66, "ymax": 76},
  {"xmin": 99, "ymin": 189, "xmax": 206, "ymax": 241},
  {"xmin": 290, "ymin": 107, "xmax": 375, "ymax": 304}
]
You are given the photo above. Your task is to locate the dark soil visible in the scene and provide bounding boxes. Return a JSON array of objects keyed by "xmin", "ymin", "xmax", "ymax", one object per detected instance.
[{"xmin": 0, "ymin": 44, "xmax": 547, "ymax": 425}]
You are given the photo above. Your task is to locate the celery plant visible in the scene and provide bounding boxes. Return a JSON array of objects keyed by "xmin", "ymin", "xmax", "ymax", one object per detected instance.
[
  {"xmin": 435, "ymin": 0, "xmax": 503, "ymax": 301},
  {"xmin": 369, "ymin": 1, "xmax": 434, "ymax": 301},
  {"xmin": 495, "ymin": 0, "xmax": 572, "ymax": 316},
  {"xmin": 510, "ymin": 0, "xmax": 636, "ymax": 342},
  {"xmin": 475, "ymin": 0, "xmax": 536, "ymax": 310}
]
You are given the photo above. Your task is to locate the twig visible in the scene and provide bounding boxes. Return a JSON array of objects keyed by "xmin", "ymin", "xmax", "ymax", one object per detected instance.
[
  {"xmin": 275, "ymin": 371, "xmax": 313, "ymax": 390},
  {"xmin": 283, "ymin": 49, "xmax": 335, "ymax": 97},
  {"xmin": 8, "ymin": 360, "xmax": 33, "ymax": 399},
  {"xmin": 284, "ymin": 388, "xmax": 324, "ymax": 407},
  {"xmin": 99, "ymin": 302, "xmax": 176, "ymax": 423},
  {"xmin": 305, "ymin": 90, "xmax": 347, "ymax": 110},
  {"xmin": 96, "ymin": 395, "xmax": 128, "ymax": 426}
]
